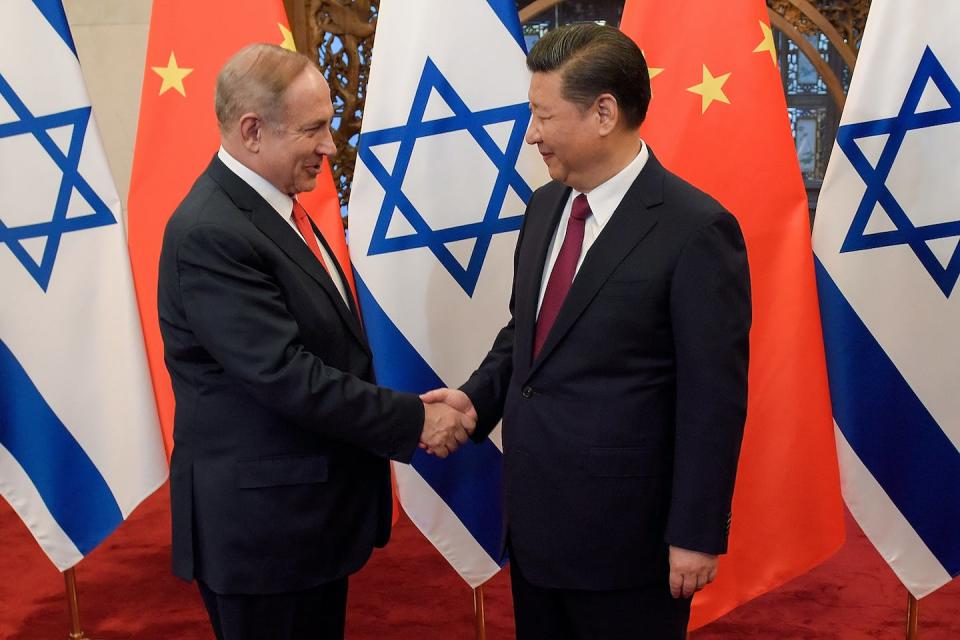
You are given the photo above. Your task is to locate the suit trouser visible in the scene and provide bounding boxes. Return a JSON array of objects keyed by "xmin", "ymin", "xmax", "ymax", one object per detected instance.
[
  {"xmin": 509, "ymin": 550, "xmax": 691, "ymax": 640},
  {"xmin": 197, "ymin": 577, "xmax": 348, "ymax": 640}
]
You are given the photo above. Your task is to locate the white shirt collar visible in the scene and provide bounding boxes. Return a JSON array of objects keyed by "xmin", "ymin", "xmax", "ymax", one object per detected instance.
[
  {"xmin": 574, "ymin": 140, "xmax": 649, "ymax": 225},
  {"xmin": 218, "ymin": 146, "xmax": 293, "ymax": 218}
]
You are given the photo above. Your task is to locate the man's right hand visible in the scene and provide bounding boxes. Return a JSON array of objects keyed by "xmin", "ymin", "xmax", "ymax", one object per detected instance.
[
  {"xmin": 420, "ymin": 400, "xmax": 475, "ymax": 458},
  {"xmin": 420, "ymin": 388, "xmax": 478, "ymax": 422}
]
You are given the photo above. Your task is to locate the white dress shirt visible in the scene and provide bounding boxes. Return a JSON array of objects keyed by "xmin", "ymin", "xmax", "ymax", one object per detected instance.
[
  {"xmin": 217, "ymin": 147, "xmax": 350, "ymax": 307},
  {"xmin": 536, "ymin": 141, "xmax": 650, "ymax": 316}
]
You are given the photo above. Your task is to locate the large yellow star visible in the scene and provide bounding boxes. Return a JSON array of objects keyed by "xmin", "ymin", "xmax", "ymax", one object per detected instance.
[
  {"xmin": 686, "ymin": 64, "xmax": 731, "ymax": 114},
  {"xmin": 279, "ymin": 23, "xmax": 296, "ymax": 51},
  {"xmin": 152, "ymin": 52, "xmax": 193, "ymax": 97},
  {"xmin": 753, "ymin": 20, "xmax": 777, "ymax": 66}
]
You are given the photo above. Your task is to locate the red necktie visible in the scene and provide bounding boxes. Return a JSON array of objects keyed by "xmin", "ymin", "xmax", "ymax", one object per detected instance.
[
  {"xmin": 292, "ymin": 200, "xmax": 328, "ymax": 273},
  {"xmin": 534, "ymin": 194, "xmax": 592, "ymax": 358}
]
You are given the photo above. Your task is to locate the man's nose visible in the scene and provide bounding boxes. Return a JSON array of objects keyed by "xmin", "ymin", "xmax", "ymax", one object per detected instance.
[
  {"xmin": 525, "ymin": 123, "xmax": 540, "ymax": 145},
  {"xmin": 318, "ymin": 132, "xmax": 337, "ymax": 156}
]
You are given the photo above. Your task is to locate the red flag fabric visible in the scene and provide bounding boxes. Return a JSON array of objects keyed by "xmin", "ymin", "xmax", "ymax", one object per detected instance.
[
  {"xmin": 621, "ymin": 0, "xmax": 846, "ymax": 628},
  {"xmin": 300, "ymin": 158, "xmax": 358, "ymax": 306},
  {"xmin": 127, "ymin": 1, "xmax": 349, "ymax": 454}
]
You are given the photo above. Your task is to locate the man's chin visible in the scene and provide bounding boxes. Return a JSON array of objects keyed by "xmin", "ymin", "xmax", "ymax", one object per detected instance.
[
  {"xmin": 296, "ymin": 177, "xmax": 319, "ymax": 193},
  {"xmin": 546, "ymin": 166, "xmax": 566, "ymax": 184}
]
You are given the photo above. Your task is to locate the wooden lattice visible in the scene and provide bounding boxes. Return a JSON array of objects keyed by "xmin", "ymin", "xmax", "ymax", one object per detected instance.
[
  {"xmin": 294, "ymin": 0, "xmax": 379, "ymax": 212},
  {"xmin": 768, "ymin": 0, "xmax": 870, "ymax": 48}
]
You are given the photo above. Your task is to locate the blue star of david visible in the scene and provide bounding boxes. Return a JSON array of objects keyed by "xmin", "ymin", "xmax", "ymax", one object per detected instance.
[
  {"xmin": 358, "ymin": 57, "xmax": 533, "ymax": 296},
  {"xmin": 837, "ymin": 46, "xmax": 960, "ymax": 297},
  {"xmin": 0, "ymin": 73, "xmax": 116, "ymax": 291}
]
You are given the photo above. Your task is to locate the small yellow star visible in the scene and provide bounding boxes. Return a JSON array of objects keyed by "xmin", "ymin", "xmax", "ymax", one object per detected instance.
[
  {"xmin": 152, "ymin": 52, "xmax": 193, "ymax": 97},
  {"xmin": 753, "ymin": 20, "xmax": 777, "ymax": 66},
  {"xmin": 642, "ymin": 50, "xmax": 664, "ymax": 79},
  {"xmin": 279, "ymin": 23, "xmax": 296, "ymax": 51},
  {"xmin": 686, "ymin": 64, "xmax": 731, "ymax": 114}
]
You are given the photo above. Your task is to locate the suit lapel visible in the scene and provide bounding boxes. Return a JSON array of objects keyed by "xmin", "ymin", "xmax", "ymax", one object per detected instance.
[
  {"xmin": 516, "ymin": 182, "xmax": 570, "ymax": 373},
  {"xmin": 205, "ymin": 156, "xmax": 370, "ymax": 355},
  {"xmin": 311, "ymin": 221, "xmax": 365, "ymax": 333},
  {"xmin": 527, "ymin": 154, "xmax": 667, "ymax": 379}
]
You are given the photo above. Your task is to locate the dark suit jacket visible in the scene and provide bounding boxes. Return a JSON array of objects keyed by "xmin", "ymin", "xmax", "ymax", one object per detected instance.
[
  {"xmin": 461, "ymin": 150, "xmax": 751, "ymax": 591},
  {"xmin": 158, "ymin": 156, "xmax": 423, "ymax": 595}
]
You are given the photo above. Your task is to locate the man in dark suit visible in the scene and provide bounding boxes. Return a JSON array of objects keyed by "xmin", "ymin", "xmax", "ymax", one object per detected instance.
[
  {"xmin": 422, "ymin": 24, "xmax": 751, "ymax": 639},
  {"xmin": 158, "ymin": 44, "xmax": 473, "ymax": 640}
]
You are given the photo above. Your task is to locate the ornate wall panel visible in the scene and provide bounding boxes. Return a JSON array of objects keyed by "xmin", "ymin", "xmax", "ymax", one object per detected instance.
[
  {"xmin": 287, "ymin": 0, "xmax": 379, "ymax": 212},
  {"xmin": 769, "ymin": 0, "xmax": 870, "ymax": 49}
]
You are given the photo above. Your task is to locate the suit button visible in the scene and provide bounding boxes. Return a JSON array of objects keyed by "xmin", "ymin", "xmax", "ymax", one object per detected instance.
[{"xmin": 521, "ymin": 386, "xmax": 533, "ymax": 398}]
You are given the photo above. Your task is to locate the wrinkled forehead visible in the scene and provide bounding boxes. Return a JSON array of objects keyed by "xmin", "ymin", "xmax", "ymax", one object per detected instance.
[{"xmin": 283, "ymin": 68, "xmax": 334, "ymax": 122}]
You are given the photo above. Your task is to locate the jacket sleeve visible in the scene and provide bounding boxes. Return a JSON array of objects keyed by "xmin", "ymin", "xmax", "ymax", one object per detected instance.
[
  {"xmin": 175, "ymin": 222, "xmax": 423, "ymax": 463},
  {"xmin": 459, "ymin": 203, "xmax": 531, "ymax": 442},
  {"xmin": 664, "ymin": 210, "xmax": 751, "ymax": 554}
]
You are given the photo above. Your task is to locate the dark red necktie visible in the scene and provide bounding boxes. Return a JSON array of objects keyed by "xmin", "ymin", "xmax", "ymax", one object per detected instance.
[
  {"xmin": 292, "ymin": 200, "xmax": 329, "ymax": 273},
  {"xmin": 534, "ymin": 194, "xmax": 592, "ymax": 358}
]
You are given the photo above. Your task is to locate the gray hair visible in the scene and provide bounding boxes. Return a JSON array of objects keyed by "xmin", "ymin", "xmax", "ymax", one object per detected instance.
[{"xmin": 215, "ymin": 43, "xmax": 314, "ymax": 131}]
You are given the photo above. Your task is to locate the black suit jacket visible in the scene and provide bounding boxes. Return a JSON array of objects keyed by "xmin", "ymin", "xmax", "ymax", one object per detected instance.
[
  {"xmin": 158, "ymin": 156, "xmax": 423, "ymax": 594},
  {"xmin": 461, "ymin": 150, "xmax": 751, "ymax": 591}
]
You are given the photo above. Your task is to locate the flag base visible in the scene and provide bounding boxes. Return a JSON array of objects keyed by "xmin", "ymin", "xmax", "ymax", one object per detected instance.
[
  {"xmin": 64, "ymin": 568, "xmax": 89, "ymax": 640},
  {"xmin": 906, "ymin": 592, "xmax": 919, "ymax": 640},
  {"xmin": 474, "ymin": 584, "xmax": 487, "ymax": 640}
]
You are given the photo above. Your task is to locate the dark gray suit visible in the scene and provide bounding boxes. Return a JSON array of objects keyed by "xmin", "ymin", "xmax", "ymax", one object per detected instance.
[
  {"xmin": 158, "ymin": 155, "xmax": 423, "ymax": 600},
  {"xmin": 462, "ymin": 150, "xmax": 751, "ymax": 635}
]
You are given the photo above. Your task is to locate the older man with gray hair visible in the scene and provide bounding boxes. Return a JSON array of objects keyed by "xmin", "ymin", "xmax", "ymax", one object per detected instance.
[{"xmin": 157, "ymin": 44, "xmax": 475, "ymax": 640}]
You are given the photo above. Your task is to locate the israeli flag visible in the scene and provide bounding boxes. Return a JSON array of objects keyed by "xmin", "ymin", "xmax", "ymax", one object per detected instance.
[
  {"xmin": 349, "ymin": 0, "xmax": 548, "ymax": 585},
  {"xmin": 0, "ymin": 0, "xmax": 167, "ymax": 570},
  {"xmin": 812, "ymin": 0, "xmax": 960, "ymax": 597}
]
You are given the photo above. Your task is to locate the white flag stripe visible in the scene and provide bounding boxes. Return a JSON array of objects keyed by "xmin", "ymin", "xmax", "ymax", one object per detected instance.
[
  {"xmin": 835, "ymin": 427, "xmax": 951, "ymax": 597},
  {"xmin": 0, "ymin": 447, "xmax": 82, "ymax": 569},
  {"xmin": 394, "ymin": 463, "xmax": 502, "ymax": 587}
]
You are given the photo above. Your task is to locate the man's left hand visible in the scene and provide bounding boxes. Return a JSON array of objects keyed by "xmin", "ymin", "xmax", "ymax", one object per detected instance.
[{"xmin": 668, "ymin": 545, "xmax": 718, "ymax": 599}]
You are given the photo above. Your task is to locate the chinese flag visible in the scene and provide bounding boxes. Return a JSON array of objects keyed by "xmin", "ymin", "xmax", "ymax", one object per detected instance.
[
  {"xmin": 128, "ymin": 1, "xmax": 353, "ymax": 455},
  {"xmin": 621, "ymin": 0, "xmax": 846, "ymax": 629}
]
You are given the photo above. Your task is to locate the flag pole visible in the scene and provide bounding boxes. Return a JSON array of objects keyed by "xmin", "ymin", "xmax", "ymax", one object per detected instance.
[
  {"xmin": 906, "ymin": 593, "xmax": 919, "ymax": 640},
  {"xmin": 473, "ymin": 584, "xmax": 487, "ymax": 640},
  {"xmin": 64, "ymin": 568, "xmax": 88, "ymax": 640}
]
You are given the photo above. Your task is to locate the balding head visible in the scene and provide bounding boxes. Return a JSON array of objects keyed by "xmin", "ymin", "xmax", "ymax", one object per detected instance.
[
  {"xmin": 215, "ymin": 43, "xmax": 336, "ymax": 196},
  {"xmin": 215, "ymin": 44, "xmax": 314, "ymax": 132}
]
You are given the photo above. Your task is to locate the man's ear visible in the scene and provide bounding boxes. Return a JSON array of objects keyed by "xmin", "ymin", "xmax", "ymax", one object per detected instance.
[
  {"xmin": 595, "ymin": 93, "xmax": 619, "ymax": 136},
  {"xmin": 238, "ymin": 113, "xmax": 262, "ymax": 152}
]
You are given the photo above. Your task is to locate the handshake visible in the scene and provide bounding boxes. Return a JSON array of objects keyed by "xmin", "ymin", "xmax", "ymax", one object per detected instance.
[{"xmin": 418, "ymin": 388, "xmax": 477, "ymax": 458}]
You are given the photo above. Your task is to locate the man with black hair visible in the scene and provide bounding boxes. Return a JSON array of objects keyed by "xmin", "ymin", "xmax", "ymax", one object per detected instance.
[{"xmin": 424, "ymin": 24, "xmax": 751, "ymax": 639}]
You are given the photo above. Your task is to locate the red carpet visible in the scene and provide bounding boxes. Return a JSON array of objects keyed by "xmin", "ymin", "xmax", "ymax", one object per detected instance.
[{"xmin": 2, "ymin": 484, "xmax": 957, "ymax": 639}]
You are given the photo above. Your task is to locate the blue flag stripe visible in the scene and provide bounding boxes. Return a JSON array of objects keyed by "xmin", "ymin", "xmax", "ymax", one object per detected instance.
[
  {"xmin": 31, "ymin": 0, "xmax": 77, "ymax": 56},
  {"xmin": 486, "ymin": 0, "xmax": 526, "ymax": 53},
  {"xmin": 355, "ymin": 274, "xmax": 505, "ymax": 561},
  {"xmin": 815, "ymin": 258, "xmax": 960, "ymax": 576},
  {"xmin": 0, "ymin": 339, "xmax": 123, "ymax": 554}
]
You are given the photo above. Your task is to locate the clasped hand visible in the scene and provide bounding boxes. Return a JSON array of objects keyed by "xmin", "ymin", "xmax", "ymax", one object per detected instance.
[{"xmin": 419, "ymin": 388, "xmax": 478, "ymax": 458}]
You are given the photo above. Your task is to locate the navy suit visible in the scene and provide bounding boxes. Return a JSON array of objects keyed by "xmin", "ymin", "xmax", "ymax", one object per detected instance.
[
  {"xmin": 158, "ymin": 156, "xmax": 423, "ymax": 600},
  {"xmin": 462, "ymin": 150, "xmax": 750, "ymax": 628}
]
